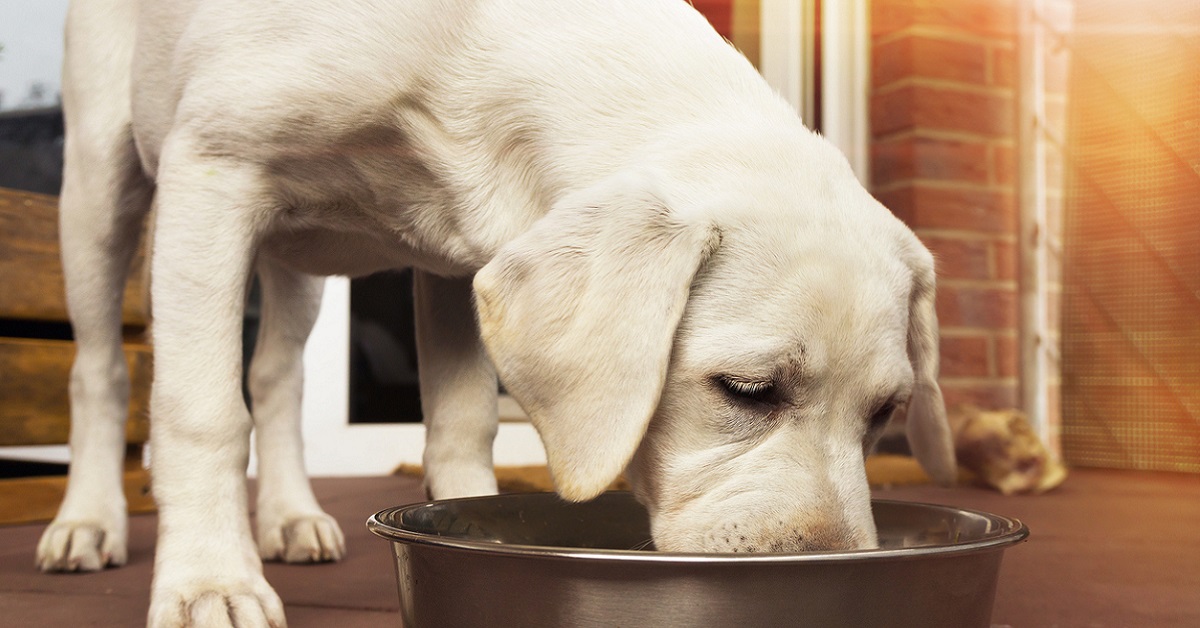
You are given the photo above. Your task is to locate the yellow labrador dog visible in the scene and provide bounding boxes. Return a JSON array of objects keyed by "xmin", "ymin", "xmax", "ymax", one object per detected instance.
[{"xmin": 42, "ymin": 0, "xmax": 955, "ymax": 625}]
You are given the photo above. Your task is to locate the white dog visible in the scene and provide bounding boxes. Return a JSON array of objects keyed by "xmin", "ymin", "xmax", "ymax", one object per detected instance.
[{"xmin": 41, "ymin": 0, "xmax": 955, "ymax": 625}]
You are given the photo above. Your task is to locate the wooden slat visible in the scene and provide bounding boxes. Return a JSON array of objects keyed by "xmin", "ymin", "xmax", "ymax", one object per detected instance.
[
  {"xmin": 0, "ymin": 337, "xmax": 151, "ymax": 446},
  {"xmin": 1060, "ymin": 2, "xmax": 1200, "ymax": 473},
  {"xmin": 0, "ymin": 463, "xmax": 155, "ymax": 525},
  {"xmin": 0, "ymin": 187, "xmax": 148, "ymax": 325}
]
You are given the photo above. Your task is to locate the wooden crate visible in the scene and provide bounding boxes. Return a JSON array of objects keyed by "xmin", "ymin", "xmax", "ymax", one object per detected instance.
[
  {"xmin": 0, "ymin": 337, "xmax": 151, "ymax": 447},
  {"xmin": 0, "ymin": 186, "xmax": 154, "ymax": 523},
  {"xmin": 0, "ymin": 457, "xmax": 155, "ymax": 526},
  {"xmin": 0, "ymin": 188, "xmax": 148, "ymax": 324}
]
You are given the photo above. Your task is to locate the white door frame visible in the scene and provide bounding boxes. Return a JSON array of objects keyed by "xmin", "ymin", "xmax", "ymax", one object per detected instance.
[
  {"xmin": 1015, "ymin": 0, "xmax": 1061, "ymax": 448},
  {"xmin": 759, "ymin": 0, "xmax": 871, "ymax": 181},
  {"xmin": 820, "ymin": 0, "xmax": 873, "ymax": 182}
]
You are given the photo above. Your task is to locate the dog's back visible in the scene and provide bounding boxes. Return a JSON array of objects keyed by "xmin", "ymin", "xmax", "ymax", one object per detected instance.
[{"xmin": 123, "ymin": 0, "xmax": 801, "ymax": 277}]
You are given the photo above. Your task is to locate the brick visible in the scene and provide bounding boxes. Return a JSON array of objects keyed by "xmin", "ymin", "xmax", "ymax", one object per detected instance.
[
  {"xmin": 873, "ymin": 0, "xmax": 917, "ymax": 39},
  {"xmin": 872, "ymin": 135, "xmax": 991, "ymax": 186},
  {"xmin": 936, "ymin": 284, "xmax": 1018, "ymax": 329},
  {"xmin": 990, "ymin": 45, "xmax": 1016, "ymax": 87},
  {"xmin": 992, "ymin": 240, "xmax": 1018, "ymax": 280},
  {"xmin": 915, "ymin": 137, "xmax": 991, "ymax": 183},
  {"xmin": 994, "ymin": 334, "xmax": 1019, "ymax": 377},
  {"xmin": 872, "ymin": 141, "xmax": 912, "ymax": 187},
  {"xmin": 873, "ymin": 186, "xmax": 911, "ymax": 218},
  {"xmin": 874, "ymin": 0, "xmax": 1016, "ymax": 40},
  {"xmin": 876, "ymin": 183, "xmax": 1017, "ymax": 234},
  {"xmin": 871, "ymin": 87, "xmax": 916, "ymax": 137},
  {"xmin": 960, "ymin": 90, "xmax": 1015, "ymax": 137},
  {"xmin": 873, "ymin": 35, "xmax": 989, "ymax": 88},
  {"xmin": 911, "ymin": 0, "xmax": 1017, "ymax": 39},
  {"xmin": 873, "ymin": 37, "xmax": 912, "ymax": 88},
  {"xmin": 992, "ymin": 143, "xmax": 1015, "ymax": 186},
  {"xmin": 691, "ymin": 0, "xmax": 732, "ymax": 40},
  {"xmin": 940, "ymin": 381, "xmax": 1019, "ymax": 412},
  {"xmin": 916, "ymin": 37, "xmax": 990, "ymax": 84},
  {"xmin": 873, "ymin": 86, "xmax": 1013, "ymax": 138},
  {"xmin": 939, "ymin": 335, "xmax": 991, "ymax": 377},
  {"xmin": 926, "ymin": 86, "xmax": 1013, "ymax": 136},
  {"xmin": 922, "ymin": 235, "xmax": 992, "ymax": 280}
]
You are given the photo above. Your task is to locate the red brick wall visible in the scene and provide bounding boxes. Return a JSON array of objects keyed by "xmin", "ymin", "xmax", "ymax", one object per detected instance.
[
  {"xmin": 870, "ymin": 0, "xmax": 1020, "ymax": 412},
  {"xmin": 692, "ymin": 0, "xmax": 734, "ymax": 40}
]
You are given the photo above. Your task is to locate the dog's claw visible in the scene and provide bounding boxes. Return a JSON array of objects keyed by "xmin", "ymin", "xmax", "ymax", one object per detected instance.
[
  {"xmin": 149, "ymin": 582, "xmax": 286, "ymax": 628},
  {"xmin": 36, "ymin": 521, "xmax": 127, "ymax": 572},
  {"xmin": 258, "ymin": 514, "xmax": 346, "ymax": 563}
]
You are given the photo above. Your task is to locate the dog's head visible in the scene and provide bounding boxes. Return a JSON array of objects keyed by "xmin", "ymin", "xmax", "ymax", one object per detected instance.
[{"xmin": 474, "ymin": 130, "xmax": 954, "ymax": 552}]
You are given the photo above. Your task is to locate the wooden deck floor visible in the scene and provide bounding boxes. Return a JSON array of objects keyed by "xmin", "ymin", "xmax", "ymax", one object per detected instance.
[{"xmin": 1, "ymin": 469, "xmax": 1197, "ymax": 627}]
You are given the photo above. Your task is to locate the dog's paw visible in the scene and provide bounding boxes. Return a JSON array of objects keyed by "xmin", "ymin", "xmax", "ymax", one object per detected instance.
[
  {"xmin": 148, "ymin": 578, "xmax": 286, "ymax": 628},
  {"xmin": 36, "ymin": 519, "xmax": 127, "ymax": 572},
  {"xmin": 257, "ymin": 513, "xmax": 346, "ymax": 563}
]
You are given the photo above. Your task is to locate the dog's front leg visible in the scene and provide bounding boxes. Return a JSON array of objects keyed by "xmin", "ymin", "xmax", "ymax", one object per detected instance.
[
  {"xmin": 38, "ymin": 138, "xmax": 152, "ymax": 573},
  {"xmin": 37, "ymin": 0, "xmax": 151, "ymax": 573},
  {"xmin": 249, "ymin": 258, "xmax": 345, "ymax": 563},
  {"xmin": 414, "ymin": 271, "xmax": 500, "ymax": 499},
  {"xmin": 146, "ymin": 140, "xmax": 284, "ymax": 628}
]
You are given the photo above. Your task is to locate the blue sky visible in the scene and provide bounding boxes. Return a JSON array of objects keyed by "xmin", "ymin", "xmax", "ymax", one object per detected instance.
[{"xmin": 0, "ymin": 0, "xmax": 70, "ymax": 111}]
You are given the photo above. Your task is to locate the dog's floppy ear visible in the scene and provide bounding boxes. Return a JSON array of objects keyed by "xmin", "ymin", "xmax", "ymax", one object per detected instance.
[
  {"xmin": 473, "ymin": 174, "xmax": 719, "ymax": 501},
  {"xmin": 904, "ymin": 258, "xmax": 958, "ymax": 485}
]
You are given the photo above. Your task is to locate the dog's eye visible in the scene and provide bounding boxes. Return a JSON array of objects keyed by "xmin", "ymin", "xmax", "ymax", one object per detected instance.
[
  {"xmin": 868, "ymin": 403, "xmax": 896, "ymax": 432},
  {"xmin": 717, "ymin": 376, "xmax": 775, "ymax": 403}
]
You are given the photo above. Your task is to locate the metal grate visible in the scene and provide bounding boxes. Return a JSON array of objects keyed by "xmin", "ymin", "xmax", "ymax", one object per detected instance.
[{"xmin": 1060, "ymin": 0, "xmax": 1200, "ymax": 472}]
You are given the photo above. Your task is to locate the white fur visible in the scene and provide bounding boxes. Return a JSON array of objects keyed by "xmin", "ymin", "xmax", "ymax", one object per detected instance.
[{"xmin": 47, "ymin": 0, "xmax": 954, "ymax": 625}]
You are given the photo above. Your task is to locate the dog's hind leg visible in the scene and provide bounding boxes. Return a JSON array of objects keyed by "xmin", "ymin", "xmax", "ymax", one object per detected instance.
[
  {"xmin": 414, "ymin": 271, "xmax": 500, "ymax": 499},
  {"xmin": 36, "ymin": 0, "xmax": 152, "ymax": 573},
  {"xmin": 145, "ymin": 138, "xmax": 284, "ymax": 628},
  {"xmin": 250, "ymin": 258, "xmax": 346, "ymax": 563}
]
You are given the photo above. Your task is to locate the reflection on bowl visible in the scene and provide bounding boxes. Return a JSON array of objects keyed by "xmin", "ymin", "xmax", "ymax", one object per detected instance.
[{"xmin": 369, "ymin": 492, "xmax": 1028, "ymax": 628}]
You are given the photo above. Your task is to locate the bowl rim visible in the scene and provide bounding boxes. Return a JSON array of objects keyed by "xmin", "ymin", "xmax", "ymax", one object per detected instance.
[{"xmin": 366, "ymin": 494, "xmax": 1029, "ymax": 564}]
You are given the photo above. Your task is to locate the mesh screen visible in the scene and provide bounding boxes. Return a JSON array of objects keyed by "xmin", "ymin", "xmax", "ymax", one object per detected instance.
[{"xmin": 1061, "ymin": 0, "xmax": 1200, "ymax": 471}]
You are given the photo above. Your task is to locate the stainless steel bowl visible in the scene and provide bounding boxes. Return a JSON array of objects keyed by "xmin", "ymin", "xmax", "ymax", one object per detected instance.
[{"xmin": 368, "ymin": 492, "xmax": 1027, "ymax": 628}]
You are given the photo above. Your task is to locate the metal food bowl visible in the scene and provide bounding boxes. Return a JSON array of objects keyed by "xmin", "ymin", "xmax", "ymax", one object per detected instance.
[{"xmin": 368, "ymin": 492, "xmax": 1027, "ymax": 628}]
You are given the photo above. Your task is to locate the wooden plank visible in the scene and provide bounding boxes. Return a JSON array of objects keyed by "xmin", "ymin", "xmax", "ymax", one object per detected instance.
[
  {"xmin": 0, "ymin": 463, "xmax": 155, "ymax": 525},
  {"xmin": 0, "ymin": 337, "xmax": 151, "ymax": 446},
  {"xmin": 0, "ymin": 187, "xmax": 148, "ymax": 325}
]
